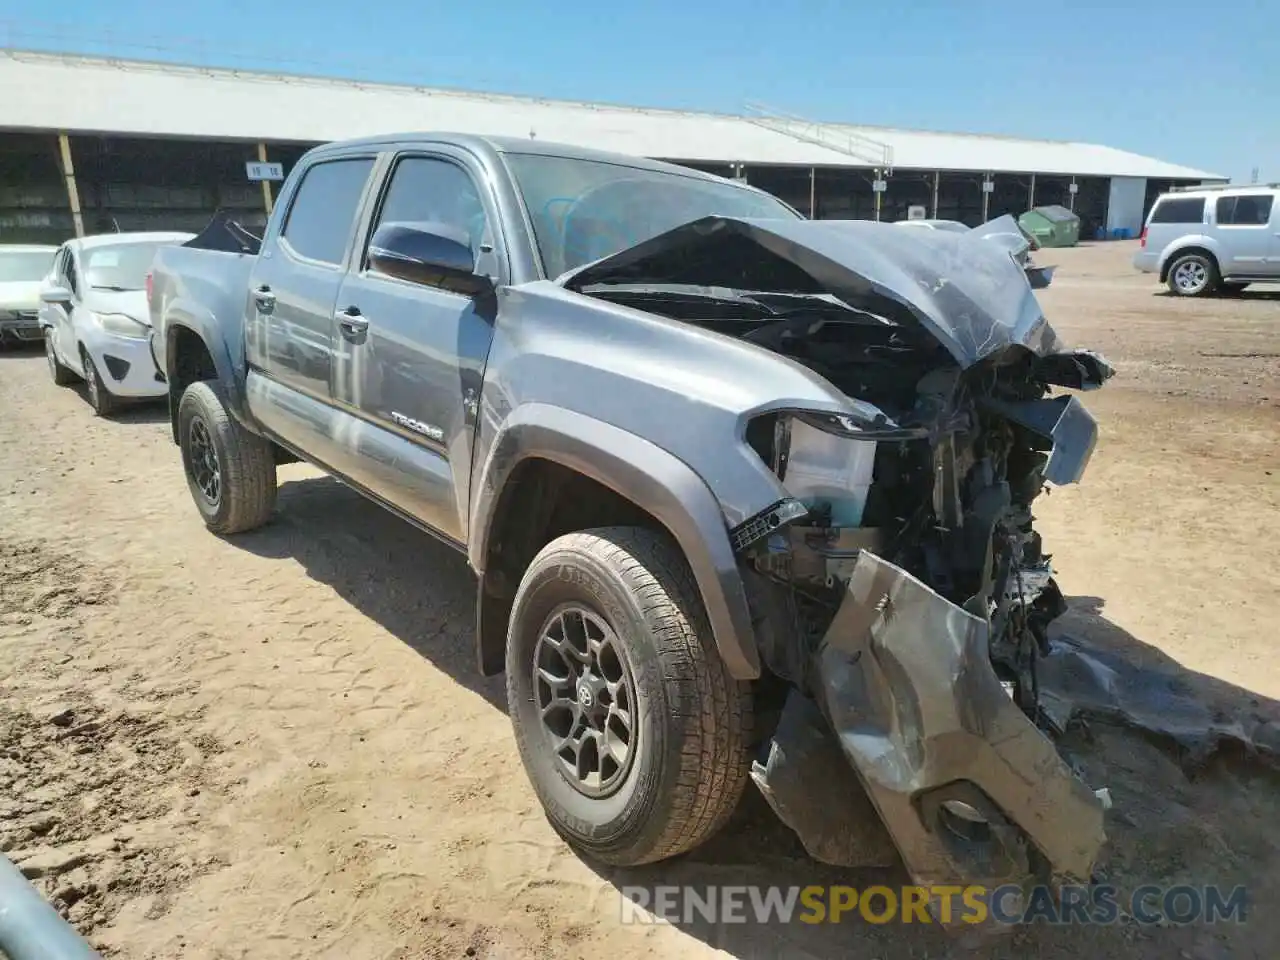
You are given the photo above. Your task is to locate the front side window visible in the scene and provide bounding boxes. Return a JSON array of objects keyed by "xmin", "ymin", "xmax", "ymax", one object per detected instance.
[
  {"xmin": 64, "ymin": 249, "xmax": 79, "ymax": 296},
  {"xmin": 82, "ymin": 242, "xmax": 175, "ymax": 292},
  {"xmin": 281, "ymin": 158, "xmax": 376, "ymax": 265},
  {"xmin": 367, "ymin": 156, "xmax": 490, "ymax": 265},
  {"xmin": 1216, "ymin": 194, "xmax": 1274, "ymax": 226},
  {"xmin": 505, "ymin": 153, "xmax": 800, "ymax": 278},
  {"xmin": 1149, "ymin": 197, "xmax": 1206, "ymax": 225}
]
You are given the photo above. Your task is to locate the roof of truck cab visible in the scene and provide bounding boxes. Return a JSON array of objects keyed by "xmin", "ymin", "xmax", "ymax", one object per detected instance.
[
  {"xmin": 308, "ymin": 131, "xmax": 741, "ymax": 179},
  {"xmin": 69, "ymin": 231, "xmax": 197, "ymax": 250}
]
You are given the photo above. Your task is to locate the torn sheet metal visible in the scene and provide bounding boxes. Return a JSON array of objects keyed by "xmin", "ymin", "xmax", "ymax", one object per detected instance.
[
  {"xmin": 810, "ymin": 550, "xmax": 1106, "ymax": 894},
  {"xmin": 750, "ymin": 690, "xmax": 900, "ymax": 868},
  {"xmin": 560, "ymin": 213, "xmax": 1108, "ymax": 378},
  {"xmin": 982, "ymin": 394, "xmax": 1102, "ymax": 485},
  {"xmin": 1038, "ymin": 635, "xmax": 1280, "ymax": 768}
]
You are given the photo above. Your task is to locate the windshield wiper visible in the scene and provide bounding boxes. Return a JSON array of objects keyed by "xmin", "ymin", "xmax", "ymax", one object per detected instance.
[{"xmin": 91, "ymin": 284, "xmax": 138, "ymax": 292}]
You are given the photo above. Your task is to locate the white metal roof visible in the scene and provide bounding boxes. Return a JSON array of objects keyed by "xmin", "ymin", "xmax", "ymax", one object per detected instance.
[{"xmin": 0, "ymin": 50, "xmax": 1224, "ymax": 181}]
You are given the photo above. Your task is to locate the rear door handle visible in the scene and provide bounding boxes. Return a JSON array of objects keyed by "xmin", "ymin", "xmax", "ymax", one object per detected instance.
[
  {"xmin": 253, "ymin": 286, "xmax": 276, "ymax": 313},
  {"xmin": 336, "ymin": 306, "xmax": 369, "ymax": 340}
]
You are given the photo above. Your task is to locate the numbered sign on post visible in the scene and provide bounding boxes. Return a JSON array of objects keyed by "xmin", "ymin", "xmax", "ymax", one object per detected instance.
[{"xmin": 246, "ymin": 162, "xmax": 285, "ymax": 182}]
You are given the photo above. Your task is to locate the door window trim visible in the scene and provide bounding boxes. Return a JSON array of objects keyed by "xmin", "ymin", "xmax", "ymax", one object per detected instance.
[
  {"xmin": 355, "ymin": 148, "xmax": 508, "ymax": 292},
  {"xmin": 276, "ymin": 155, "xmax": 380, "ymax": 271},
  {"xmin": 1215, "ymin": 194, "xmax": 1275, "ymax": 228}
]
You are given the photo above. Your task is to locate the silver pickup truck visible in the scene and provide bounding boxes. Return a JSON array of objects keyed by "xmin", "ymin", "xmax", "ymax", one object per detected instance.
[{"xmin": 148, "ymin": 133, "xmax": 1113, "ymax": 909}]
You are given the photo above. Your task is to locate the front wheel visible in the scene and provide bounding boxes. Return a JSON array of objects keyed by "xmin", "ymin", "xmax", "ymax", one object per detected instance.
[
  {"xmin": 178, "ymin": 380, "xmax": 277, "ymax": 534},
  {"xmin": 506, "ymin": 527, "xmax": 752, "ymax": 867},
  {"xmin": 46, "ymin": 333, "xmax": 76, "ymax": 386},
  {"xmin": 1166, "ymin": 252, "xmax": 1219, "ymax": 297},
  {"xmin": 81, "ymin": 350, "xmax": 119, "ymax": 416}
]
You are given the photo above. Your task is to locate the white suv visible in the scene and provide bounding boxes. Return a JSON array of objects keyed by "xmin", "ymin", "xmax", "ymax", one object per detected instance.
[{"xmin": 1133, "ymin": 185, "xmax": 1280, "ymax": 296}]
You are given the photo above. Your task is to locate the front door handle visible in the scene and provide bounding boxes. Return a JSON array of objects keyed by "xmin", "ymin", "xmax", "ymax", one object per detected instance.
[
  {"xmin": 253, "ymin": 286, "xmax": 276, "ymax": 314},
  {"xmin": 336, "ymin": 306, "xmax": 369, "ymax": 340}
]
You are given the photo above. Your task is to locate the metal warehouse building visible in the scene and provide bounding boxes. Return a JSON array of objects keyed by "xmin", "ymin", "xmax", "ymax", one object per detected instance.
[{"xmin": 1, "ymin": 49, "xmax": 1223, "ymax": 246}]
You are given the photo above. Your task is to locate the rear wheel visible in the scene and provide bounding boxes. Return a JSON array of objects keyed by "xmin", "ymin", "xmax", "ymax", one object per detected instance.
[
  {"xmin": 506, "ymin": 527, "xmax": 752, "ymax": 867},
  {"xmin": 1166, "ymin": 252, "xmax": 1218, "ymax": 297},
  {"xmin": 178, "ymin": 380, "xmax": 277, "ymax": 534},
  {"xmin": 46, "ymin": 333, "xmax": 76, "ymax": 386},
  {"xmin": 81, "ymin": 349, "xmax": 119, "ymax": 416}
]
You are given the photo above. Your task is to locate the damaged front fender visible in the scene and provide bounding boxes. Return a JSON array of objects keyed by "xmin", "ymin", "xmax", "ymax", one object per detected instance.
[{"xmin": 811, "ymin": 550, "xmax": 1106, "ymax": 894}]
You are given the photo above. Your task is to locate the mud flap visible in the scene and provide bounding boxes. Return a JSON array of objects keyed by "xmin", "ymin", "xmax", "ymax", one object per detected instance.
[{"xmin": 765, "ymin": 550, "xmax": 1106, "ymax": 922}]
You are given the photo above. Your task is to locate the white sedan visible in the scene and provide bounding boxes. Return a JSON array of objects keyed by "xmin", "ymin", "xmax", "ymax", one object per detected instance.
[{"xmin": 40, "ymin": 232, "xmax": 193, "ymax": 415}]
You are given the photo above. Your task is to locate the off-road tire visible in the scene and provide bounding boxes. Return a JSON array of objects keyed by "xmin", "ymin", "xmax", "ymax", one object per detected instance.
[
  {"xmin": 178, "ymin": 380, "xmax": 277, "ymax": 535},
  {"xmin": 506, "ymin": 527, "xmax": 752, "ymax": 866},
  {"xmin": 46, "ymin": 333, "xmax": 76, "ymax": 385},
  {"xmin": 81, "ymin": 349, "xmax": 119, "ymax": 416},
  {"xmin": 1166, "ymin": 252, "xmax": 1219, "ymax": 297}
]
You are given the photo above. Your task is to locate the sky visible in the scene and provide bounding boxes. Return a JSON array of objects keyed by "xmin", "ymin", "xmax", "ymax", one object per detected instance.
[{"xmin": 2, "ymin": 1, "xmax": 1275, "ymax": 182}]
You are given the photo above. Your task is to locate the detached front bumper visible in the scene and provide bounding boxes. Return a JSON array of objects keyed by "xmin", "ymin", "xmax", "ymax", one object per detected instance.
[
  {"xmin": 814, "ymin": 551, "xmax": 1106, "ymax": 892},
  {"xmin": 82, "ymin": 328, "xmax": 166, "ymax": 398}
]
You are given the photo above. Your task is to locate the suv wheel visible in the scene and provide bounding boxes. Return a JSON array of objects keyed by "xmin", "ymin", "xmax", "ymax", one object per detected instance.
[
  {"xmin": 1166, "ymin": 253, "xmax": 1218, "ymax": 297},
  {"xmin": 506, "ymin": 527, "xmax": 752, "ymax": 866},
  {"xmin": 178, "ymin": 380, "xmax": 278, "ymax": 534}
]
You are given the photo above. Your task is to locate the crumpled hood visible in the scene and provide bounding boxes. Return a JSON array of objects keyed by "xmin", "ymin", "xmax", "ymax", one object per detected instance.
[
  {"xmin": 82, "ymin": 288, "xmax": 150, "ymax": 325},
  {"xmin": 0, "ymin": 281, "xmax": 42, "ymax": 311},
  {"xmin": 561, "ymin": 214, "xmax": 1101, "ymax": 377}
]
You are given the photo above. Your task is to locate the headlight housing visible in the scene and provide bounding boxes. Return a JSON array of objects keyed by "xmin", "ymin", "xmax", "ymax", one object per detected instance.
[{"xmin": 96, "ymin": 312, "xmax": 150, "ymax": 339}]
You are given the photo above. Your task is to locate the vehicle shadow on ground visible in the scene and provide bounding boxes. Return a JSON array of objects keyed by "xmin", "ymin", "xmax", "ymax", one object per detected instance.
[
  {"xmin": 231, "ymin": 475, "xmax": 1280, "ymax": 960},
  {"xmin": 233, "ymin": 473, "xmax": 505, "ymax": 709},
  {"xmin": 1155, "ymin": 289, "xmax": 1280, "ymax": 301}
]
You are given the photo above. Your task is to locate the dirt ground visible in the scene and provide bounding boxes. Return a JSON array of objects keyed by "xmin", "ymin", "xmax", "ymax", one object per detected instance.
[{"xmin": 1, "ymin": 240, "xmax": 1278, "ymax": 959}]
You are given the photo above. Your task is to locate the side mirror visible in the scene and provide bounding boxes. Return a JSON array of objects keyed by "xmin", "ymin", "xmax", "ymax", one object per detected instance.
[
  {"xmin": 40, "ymin": 285, "xmax": 73, "ymax": 304},
  {"xmin": 368, "ymin": 221, "xmax": 493, "ymax": 297}
]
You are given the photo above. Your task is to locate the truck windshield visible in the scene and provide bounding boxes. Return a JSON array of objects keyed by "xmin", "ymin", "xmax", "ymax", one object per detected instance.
[
  {"xmin": 83, "ymin": 242, "xmax": 173, "ymax": 292},
  {"xmin": 0, "ymin": 251, "xmax": 55, "ymax": 282},
  {"xmin": 504, "ymin": 153, "xmax": 800, "ymax": 279}
]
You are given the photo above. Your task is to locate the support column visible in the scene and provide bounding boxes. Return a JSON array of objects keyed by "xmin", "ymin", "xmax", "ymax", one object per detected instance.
[
  {"xmin": 57, "ymin": 133, "xmax": 84, "ymax": 239},
  {"xmin": 1028, "ymin": 173, "xmax": 1036, "ymax": 211},
  {"xmin": 257, "ymin": 142, "xmax": 274, "ymax": 214},
  {"xmin": 931, "ymin": 170, "xmax": 940, "ymax": 218},
  {"xmin": 981, "ymin": 172, "xmax": 992, "ymax": 222},
  {"xmin": 809, "ymin": 167, "xmax": 816, "ymax": 219},
  {"xmin": 873, "ymin": 168, "xmax": 882, "ymax": 222},
  {"xmin": 1069, "ymin": 175, "xmax": 1077, "ymax": 212}
]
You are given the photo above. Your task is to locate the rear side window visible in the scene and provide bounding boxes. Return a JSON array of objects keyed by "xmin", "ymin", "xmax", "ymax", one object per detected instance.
[
  {"xmin": 281, "ymin": 158, "xmax": 376, "ymax": 265},
  {"xmin": 1149, "ymin": 197, "xmax": 1205, "ymax": 224},
  {"xmin": 1216, "ymin": 194, "xmax": 1274, "ymax": 226}
]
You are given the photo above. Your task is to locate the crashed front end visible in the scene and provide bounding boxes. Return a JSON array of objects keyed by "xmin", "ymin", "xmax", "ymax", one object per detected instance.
[{"xmin": 567, "ymin": 214, "xmax": 1112, "ymax": 911}]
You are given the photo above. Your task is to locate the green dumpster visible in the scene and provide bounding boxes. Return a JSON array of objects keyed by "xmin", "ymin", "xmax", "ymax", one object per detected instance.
[{"xmin": 1017, "ymin": 204, "xmax": 1081, "ymax": 248}]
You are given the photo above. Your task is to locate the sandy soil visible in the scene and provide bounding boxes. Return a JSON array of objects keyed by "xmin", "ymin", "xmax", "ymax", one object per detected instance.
[{"xmin": 1, "ymin": 241, "xmax": 1278, "ymax": 959}]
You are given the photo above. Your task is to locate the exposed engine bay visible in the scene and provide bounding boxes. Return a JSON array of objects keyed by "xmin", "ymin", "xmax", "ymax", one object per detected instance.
[{"xmin": 571, "ymin": 214, "xmax": 1114, "ymax": 918}]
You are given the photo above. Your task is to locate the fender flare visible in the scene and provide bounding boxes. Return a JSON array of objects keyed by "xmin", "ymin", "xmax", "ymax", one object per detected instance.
[
  {"xmin": 469, "ymin": 403, "xmax": 762, "ymax": 681},
  {"xmin": 1158, "ymin": 237, "xmax": 1220, "ymax": 281},
  {"xmin": 162, "ymin": 307, "xmax": 254, "ymax": 439}
]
